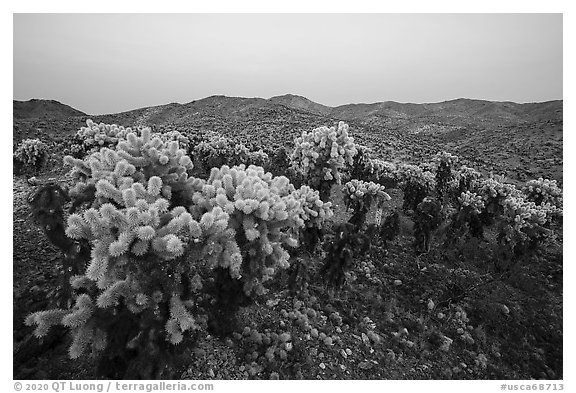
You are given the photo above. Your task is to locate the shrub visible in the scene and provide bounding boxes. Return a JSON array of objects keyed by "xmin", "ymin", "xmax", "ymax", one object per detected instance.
[{"xmin": 26, "ymin": 119, "xmax": 325, "ymax": 371}]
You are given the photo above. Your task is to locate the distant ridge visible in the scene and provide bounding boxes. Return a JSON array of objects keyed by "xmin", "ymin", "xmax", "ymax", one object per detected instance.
[
  {"xmin": 273, "ymin": 95, "xmax": 563, "ymax": 125},
  {"xmin": 265, "ymin": 95, "xmax": 563, "ymax": 124},
  {"xmin": 13, "ymin": 99, "xmax": 86, "ymax": 119},
  {"xmin": 13, "ymin": 95, "xmax": 562, "ymax": 125},
  {"xmin": 269, "ymin": 94, "xmax": 332, "ymax": 116}
]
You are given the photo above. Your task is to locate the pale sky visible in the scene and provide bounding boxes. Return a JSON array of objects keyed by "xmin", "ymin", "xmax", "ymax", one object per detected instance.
[{"xmin": 13, "ymin": 13, "xmax": 563, "ymax": 115}]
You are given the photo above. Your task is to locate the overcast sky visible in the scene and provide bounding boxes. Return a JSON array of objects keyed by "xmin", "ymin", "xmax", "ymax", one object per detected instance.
[{"xmin": 13, "ymin": 13, "xmax": 562, "ymax": 115}]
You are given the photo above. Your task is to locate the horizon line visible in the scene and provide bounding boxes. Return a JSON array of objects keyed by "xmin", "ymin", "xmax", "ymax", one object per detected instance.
[{"xmin": 13, "ymin": 94, "xmax": 564, "ymax": 117}]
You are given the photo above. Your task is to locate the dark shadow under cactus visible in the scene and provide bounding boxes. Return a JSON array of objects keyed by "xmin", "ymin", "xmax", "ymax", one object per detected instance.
[
  {"xmin": 27, "ymin": 182, "xmax": 90, "ymax": 306},
  {"xmin": 413, "ymin": 197, "xmax": 443, "ymax": 253},
  {"xmin": 94, "ymin": 305, "xmax": 197, "ymax": 379},
  {"xmin": 300, "ymin": 226, "xmax": 323, "ymax": 254},
  {"xmin": 320, "ymin": 223, "xmax": 371, "ymax": 289},
  {"xmin": 205, "ymin": 267, "xmax": 252, "ymax": 338}
]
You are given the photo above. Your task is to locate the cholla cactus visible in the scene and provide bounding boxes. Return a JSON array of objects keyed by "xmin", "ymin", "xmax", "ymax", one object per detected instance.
[
  {"xmin": 502, "ymin": 197, "xmax": 549, "ymax": 231},
  {"xmin": 14, "ymin": 138, "xmax": 49, "ymax": 170},
  {"xmin": 397, "ymin": 164, "xmax": 436, "ymax": 212},
  {"xmin": 64, "ymin": 127, "xmax": 198, "ymax": 210},
  {"xmin": 349, "ymin": 144, "xmax": 374, "ymax": 181},
  {"xmin": 522, "ymin": 178, "xmax": 562, "ymax": 208},
  {"xmin": 190, "ymin": 164, "xmax": 305, "ymax": 296},
  {"xmin": 68, "ymin": 119, "xmax": 133, "ymax": 157},
  {"xmin": 26, "ymin": 176, "xmax": 214, "ymax": 361},
  {"xmin": 434, "ymin": 151, "xmax": 460, "ymax": 200},
  {"xmin": 290, "ymin": 121, "xmax": 358, "ymax": 201},
  {"xmin": 153, "ymin": 130, "xmax": 191, "ymax": 152},
  {"xmin": 451, "ymin": 166, "xmax": 482, "ymax": 197},
  {"xmin": 343, "ymin": 179, "xmax": 391, "ymax": 227},
  {"xmin": 477, "ymin": 176, "xmax": 521, "ymax": 218},
  {"xmin": 293, "ymin": 185, "xmax": 333, "ymax": 229},
  {"xmin": 445, "ymin": 190, "xmax": 486, "ymax": 243},
  {"xmin": 371, "ymin": 159, "xmax": 399, "ymax": 188},
  {"xmin": 292, "ymin": 185, "xmax": 334, "ymax": 253},
  {"xmin": 434, "ymin": 151, "xmax": 459, "ymax": 168},
  {"xmin": 414, "ymin": 197, "xmax": 443, "ymax": 253},
  {"xmin": 26, "ymin": 127, "xmax": 207, "ymax": 378},
  {"xmin": 498, "ymin": 194, "xmax": 560, "ymax": 253},
  {"xmin": 458, "ymin": 191, "xmax": 485, "ymax": 214},
  {"xmin": 192, "ymin": 134, "xmax": 269, "ymax": 177}
]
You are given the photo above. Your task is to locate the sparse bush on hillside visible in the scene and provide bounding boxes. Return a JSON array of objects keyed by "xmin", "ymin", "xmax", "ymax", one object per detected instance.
[{"xmin": 290, "ymin": 121, "xmax": 357, "ymax": 201}]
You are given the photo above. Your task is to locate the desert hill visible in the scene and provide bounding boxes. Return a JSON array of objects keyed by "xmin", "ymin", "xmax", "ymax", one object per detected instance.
[{"xmin": 13, "ymin": 99, "xmax": 86, "ymax": 120}]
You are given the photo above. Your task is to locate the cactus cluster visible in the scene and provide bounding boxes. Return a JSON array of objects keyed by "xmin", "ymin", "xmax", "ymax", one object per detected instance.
[
  {"xmin": 14, "ymin": 138, "xmax": 49, "ymax": 170},
  {"xmin": 522, "ymin": 178, "xmax": 563, "ymax": 208},
  {"xmin": 192, "ymin": 134, "xmax": 269, "ymax": 177},
  {"xmin": 397, "ymin": 164, "xmax": 436, "ymax": 212},
  {"xmin": 290, "ymin": 121, "xmax": 357, "ymax": 200},
  {"xmin": 190, "ymin": 164, "xmax": 309, "ymax": 296}
]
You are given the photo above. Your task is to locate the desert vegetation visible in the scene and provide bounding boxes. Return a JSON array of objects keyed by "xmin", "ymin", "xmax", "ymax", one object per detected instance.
[{"xmin": 13, "ymin": 98, "xmax": 562, "ymax": 380}]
